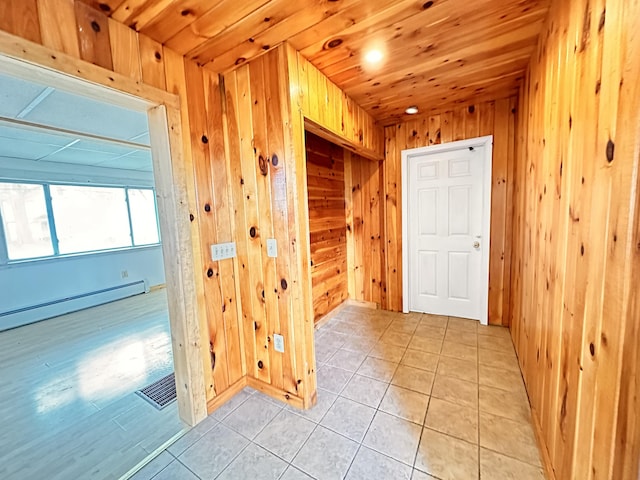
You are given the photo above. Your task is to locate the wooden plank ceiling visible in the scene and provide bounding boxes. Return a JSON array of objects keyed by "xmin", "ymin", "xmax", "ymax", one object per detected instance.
[{"xmin": 83, "ymin": 0, "xmax": 550, "ymax": 124}]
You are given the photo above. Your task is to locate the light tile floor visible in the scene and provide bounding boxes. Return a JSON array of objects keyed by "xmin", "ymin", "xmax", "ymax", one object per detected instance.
[{"xmin": 131, "ymin": 306, "xmax": 545, "ymax": 480}]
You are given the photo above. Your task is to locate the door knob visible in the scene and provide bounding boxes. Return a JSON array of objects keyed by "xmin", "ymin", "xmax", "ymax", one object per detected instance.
[{"xmin": 473, "ymin": 241, "xmax": 480, "ymax": 249}]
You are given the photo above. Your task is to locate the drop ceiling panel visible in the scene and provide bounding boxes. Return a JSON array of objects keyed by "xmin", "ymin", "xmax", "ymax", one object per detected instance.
[
  {"xmin": 69, "ymin": 140, "xmax": 141, "ymax": 157},
  {"xmin": 42, "ymin": 148, "xmax": 123, "ymax": 166},
  {"xmin": 0, "ymin": 72, "xmax": 49, "ymax": 118},
  {"xmin": 0, "ymin": 124, "xmax": 70, "ymax": 147},
  {"xmin": 0, "ymin": 138, "xmax": 63, "ymax": 160},
  {"xmin": 99, "ymin": 155, "xmax": 153, "ymax": 171},
  {"xmin": 22, "ymin": 90, "xmax": 149, "ymax": 145}
]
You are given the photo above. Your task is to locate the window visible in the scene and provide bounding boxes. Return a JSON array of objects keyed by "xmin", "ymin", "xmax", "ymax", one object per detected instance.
[
  {"xmin": 128, "ymin": 188, "xmax": 160, "ymax": 246},
  {"xmin": 0, "ymin": 183, "xmax": 53, "ymax": 260},
  {"xmin": 0, "ymin": 181, "xmax": 160, "ymax": 262},
  {"xmin": 50, "ymin": 185, "xmax": 132, "ymax": 254}
]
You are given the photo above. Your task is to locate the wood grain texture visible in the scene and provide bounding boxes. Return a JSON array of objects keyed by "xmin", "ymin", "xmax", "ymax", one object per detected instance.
[
  {"xmin": 85, "ymin": 0, "xmax": 549, "ymax": 121},
  {"xmin": 509, "ymin": 0, "xmax": 640, "ymax": 478},
  {"xmin": 38, "ymin": 0, "xmax": 80, "ymax": 56},
  {"xmin": 219, "ymin": 47, "xmax": 317, "ymax": 407},
  {"xmin": 306, "ymin": 131, "xmax": 348, "ymax": 321},
  {"xmin": 289, "ymin": 48, "xmax": 385, "ymax": 160},
  {"xmin": 74, "ymin": 0, "xmax": 114, "ymax": 70},
  {"xmin": 345, "ymin": 152, "xmax": 386, "ymax": 309},
  {"xmin": 384, "ymin": 99, "xmax": 516, "ymax": 325}
]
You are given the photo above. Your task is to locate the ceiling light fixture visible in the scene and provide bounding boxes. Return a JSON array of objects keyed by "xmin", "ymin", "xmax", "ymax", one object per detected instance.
[
  {"xmin": 364, "ymin": 49, "xmax": 384, "ymax": 64},
  {"xmin": 406, "ymin": 106, "xmax": 419, "ymax": 115}
]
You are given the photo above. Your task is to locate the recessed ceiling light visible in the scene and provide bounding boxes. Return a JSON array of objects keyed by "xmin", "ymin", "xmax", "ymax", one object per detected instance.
[
  {"xmin": 364, "ymin": 49, "xmax": 384, "ymax": 64},
  {"xmin": 406, "ymin": 106, "xmax": 419, "ymax": 115}
]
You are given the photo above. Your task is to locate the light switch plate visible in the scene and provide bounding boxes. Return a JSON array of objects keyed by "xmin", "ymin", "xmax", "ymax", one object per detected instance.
[
  {"xmin": 266, "ymin": 238, "xmax": 277, "ymax": 258},
  {"xmin": 273, "ymin": 334, "xmax": 284, "ymax": 353},
  {"xmin": 211, "ymin": 242, "xmax": 237, "ymax": 261}
]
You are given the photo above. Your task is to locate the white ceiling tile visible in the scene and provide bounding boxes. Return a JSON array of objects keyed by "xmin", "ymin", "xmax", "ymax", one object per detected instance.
[
  {"xmin": 98, "ymin": 156, "xmax": 153, "ymax": 171},
  {"xmin": 24, "ymin": 90, "xmax": 149, "ymax": 144},
  {"xmin": 0, "ymin": 72, "xmax": 49, "ymax": 118},
  {"xmin": 0, "ymin": 124, "xmax": 70, "ymax": 147},
  {"xmin": 42, "ymin": 148, "xmax": 121, "ymax": 166},
  {"xmin": 0, "ymin": 138, "xmax": 62, "ymax": 160}
]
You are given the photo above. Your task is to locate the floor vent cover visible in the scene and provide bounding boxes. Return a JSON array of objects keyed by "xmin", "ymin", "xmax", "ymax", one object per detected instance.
[{"xmin": 136, "ymin": 372, "xmax": 176, "ymax": 410}]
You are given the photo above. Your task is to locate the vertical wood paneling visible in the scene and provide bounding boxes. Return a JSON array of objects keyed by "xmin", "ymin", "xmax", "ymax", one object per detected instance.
[
  {"xmin": 108, "ymin": 18, "xmax": 141, "ymax": 80},
  {"xmin": 345, "ymin": 153, "xmax": 386, "ymax": 308},
  {"xmin": 38, "ymin": 0, "xmax": 79, "ymax": 56},
  {"xmin": 215, "ymin": 46, "xmax": 317, "ymax": 407},
  {"xmin": 263, "ymin": 48, "xmax": 297, "ymax": 394},
  {"xmin": 74, "ymin": 1, "xmax": 113, "ymax": 70},
  {"xmin": 288, "ymin": 46, "xmax": 385, "ymax": 161},
  {"xmin": 305, "ymin": 132, "xmax": 348, "ymax": 320},
  {"xmin": 163, "ymin": 48, "xmax": 215, "ymax": 402},
  {"xmin": 510, "ymin": 0, "xmax": 640, "ymax": 478},
  {"xmin": 1, "ymin": 0, "xmax": 42, "ymax": 44},
  {"xmin": 138, "ymin": 33, "xmax": 166, "ymax": 90},
  {"xmin": 182, "ymin": 60, "xmax": 230, "ymax": 395},
  {"xmin": 384, "ymin": 99, "xmax": 516, "ymax": 325}
]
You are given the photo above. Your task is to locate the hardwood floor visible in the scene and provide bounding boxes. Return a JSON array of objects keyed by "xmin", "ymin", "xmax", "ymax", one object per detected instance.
[{"xmin": 0, "ymin": 289, "xmax": 187, "ymax": 479}]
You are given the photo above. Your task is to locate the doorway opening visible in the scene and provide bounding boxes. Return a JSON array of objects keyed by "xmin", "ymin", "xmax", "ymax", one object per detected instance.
[{"xmin": 0, "ymin": 53, "xmax": 203, "ymax": 479}]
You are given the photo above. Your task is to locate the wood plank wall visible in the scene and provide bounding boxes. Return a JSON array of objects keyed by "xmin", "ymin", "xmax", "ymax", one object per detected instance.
[
  {"xmin": 344, "ymin": 152, "xmax": 386, "ymax": 309},
  {"xmin": 286, "ymin": 44, "xmax": 385, "ymax": 161},
  {"xmin": 383, "ymin": 99, "xmax": 517, "ymax": 325},
  {"xmin": 509, "ymin": 0, "xmax": 640, "ymax": 478},
  {"xmin": 220, "ymin": 47, "xmax": 317, "ymax": 407},
  {"xmin": 305, "ymin": 132, "xmax": 348, "ymax": 320}
]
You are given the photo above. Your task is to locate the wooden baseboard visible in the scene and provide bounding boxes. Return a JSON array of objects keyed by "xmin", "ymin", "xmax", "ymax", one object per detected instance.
[
  {"xmin": 344, "ymin": 298, "xmax": 378, "ymax": 309},
  {"xmin": 206, "ymin": 376, "xmax": 247, "ymax": 415},
  {"xmin": 246, "ymin": 377, "xmax": 305, "ymax": 410},
  {"xmin": 149, "ymin": 284, "xmax": 166, "ymax": 292},
  {"xmin": 530, "ymin": 406, "xmax": 557, "ymax": 480}
]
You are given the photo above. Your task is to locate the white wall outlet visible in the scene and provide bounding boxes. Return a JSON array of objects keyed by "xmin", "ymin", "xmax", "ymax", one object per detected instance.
[
  {"xmin": 273, "ymin": 334, "xmax": 285, "ymax": 353},
  {"xmin": 211, "ymin": 242, "xmax": 237, "ymax": 261},
  {"xmin": 266, "ymin": 238, "xmax": 277, "ymax": 258}
]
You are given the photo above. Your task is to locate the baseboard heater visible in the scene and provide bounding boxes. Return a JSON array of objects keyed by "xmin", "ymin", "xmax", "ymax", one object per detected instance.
[{"xmin": 0, "ymin": 280, "xmax": 147, "ymax": 332}]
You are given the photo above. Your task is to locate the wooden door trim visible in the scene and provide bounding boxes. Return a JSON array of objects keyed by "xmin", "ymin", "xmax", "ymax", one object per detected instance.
[
  {"xmin": 0, "ymin": 40, "xmax": 207, "ymax": 426},
  {"xmin": 401, "ymin": 135, "xmax": 493, "ymax": 325}
]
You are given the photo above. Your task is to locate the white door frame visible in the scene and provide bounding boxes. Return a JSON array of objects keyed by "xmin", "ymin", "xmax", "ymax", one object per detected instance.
[
  {"xmin": 401, "ymin": 136, "xmax": 493, "ymax": 325},
  {"xmin": 0, "ymin": 49, "xmax": 207, "ymax": 426}
]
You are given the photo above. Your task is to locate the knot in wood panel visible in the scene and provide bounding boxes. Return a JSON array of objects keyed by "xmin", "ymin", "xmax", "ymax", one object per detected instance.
[
  {"xmin": 91, "ymin": 21, "xmax": 101, "ymax": 33},
  {"xmin": 257, "ymin": 360, "xmax": 264, "ymax": 369},
  {"xmin": 204, "ymin": 203, "xmax": 211, "ymax": 212},
  {"xmin": 207, "ymin": 268, "xmax": 214, "ymax": 277},
  {"xmin": 271, "ymin": 154, "xmax": 279, "ymax": 166},
  {"xmin": 250, "ymin": 226, "xmax": 257, "ymax": 238},
  {"xmin": 280, "ymin": 279, "xmax": 288, "ymax": 290},
  {"xmin": 606, "ymin": 139, "xmax": 615, "ymax": 162},
  {"xmin": 258, "ymin": 154, "xmax": 269, "ymax": 176}
]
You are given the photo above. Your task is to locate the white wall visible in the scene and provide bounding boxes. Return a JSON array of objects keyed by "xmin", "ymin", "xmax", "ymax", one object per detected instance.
[
  {"xmin": 0, "ymin": 246, "xmax": 165, "ymax": 330},
  {"xmin": 0, "ymin": 157, "xmax": 165, "ymax": 331}
]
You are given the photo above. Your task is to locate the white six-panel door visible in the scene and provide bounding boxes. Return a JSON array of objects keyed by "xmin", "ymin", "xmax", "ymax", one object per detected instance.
[{"xmin": 402, "ymin": 137, "xmax": 492, "ymax": 324}]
